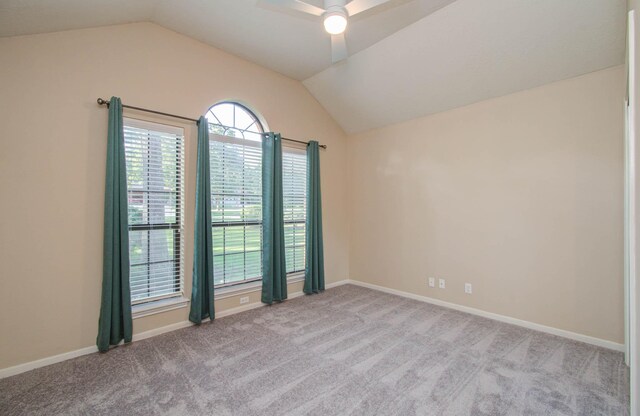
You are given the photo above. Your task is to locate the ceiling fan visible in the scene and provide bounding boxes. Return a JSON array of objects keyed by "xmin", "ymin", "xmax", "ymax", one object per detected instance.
[{"xmin": 262, "ymin": 0, "xmax": 394, "ymax": 63}]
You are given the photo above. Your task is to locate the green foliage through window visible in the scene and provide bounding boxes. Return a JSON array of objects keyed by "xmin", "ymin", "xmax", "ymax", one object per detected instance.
[{"xmin": 206, "ymin": 102, "xmax": 307, "ymax": 287}]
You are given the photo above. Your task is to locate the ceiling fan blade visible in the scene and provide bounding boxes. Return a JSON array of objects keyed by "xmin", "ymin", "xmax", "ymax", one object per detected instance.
[
  {"xmin": 344, "ymin": 0, "xmax": 392, "ymax": 16},
  {"xmin": 261, "ymin": 0, "xmax": 325, "ymax": 16},
  {"xmin": 331, "ymin": 33, "xmax": 348, "ymax": 63}
]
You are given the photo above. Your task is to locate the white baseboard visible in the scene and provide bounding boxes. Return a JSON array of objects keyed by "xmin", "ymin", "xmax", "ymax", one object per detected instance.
[
  {"xmin": 0, "ymin": 279, "xmax": 351, "ymax": 379},
  {"xmin": 132, "ymin": 321, "xmax": 194, "ymax": 342},
  {"xmin": 6, "ymin": 277, "xmax": 614, "ymax": 378},
  {"xmin": 0, "ymin": 345, "xmax": 99, "ymax": 380},
  {"xmin": 216, "ymin": 279, "xmax": 348, "ymax": 318},
  {"xmin": 347, "ymin": 279, "xmax": 624, "ymax": 352},
  {"xmin": 324, "ymin": 279, "xmax": 351, "ymax": 289}
]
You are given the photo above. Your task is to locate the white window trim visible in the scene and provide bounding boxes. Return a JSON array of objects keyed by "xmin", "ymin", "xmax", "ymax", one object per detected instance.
[
  {"xmin": 210, "ymin": 132, "xmax": 262, "ymax": 148},
  {"xmin": 132, "ymin": 295, "xmax": 190, "ymax": 319},
  {"xmin": 214, "ymin": 272, "xmax": 305, "ymax": 300},
  {"xmin": 125, "ymin": 117, "xmax": 184, "ymax": 136},
  {"xmin": 131, "ymin": 272, "xmax": 305, "ymax": 318},
  {"xmin": 282, "ymin": 141, "xmax": 307, "ymax": 153}
]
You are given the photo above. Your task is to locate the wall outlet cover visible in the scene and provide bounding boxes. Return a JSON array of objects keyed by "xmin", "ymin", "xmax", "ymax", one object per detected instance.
[
  {"xmin": 240, "ymin": 296, "xmax": 250, "ymax": 304},
  {"xmin": 438, "ymin": 278, "xmax": 445, "ymax": 289},
  {"xmin": 465, "ymin": 283, "xmax": 472, "ymax": 294},
  {"xmin": 428, "ymin": 277, "xmax": 435, "ymax": 287}
]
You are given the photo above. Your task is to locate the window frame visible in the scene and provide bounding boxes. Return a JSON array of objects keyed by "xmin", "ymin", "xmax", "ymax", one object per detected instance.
[
  {"xmin": 206, "ymin": 101, "xmax": 265, "ymax": 141},
  {"xmin": 123, "ymin": 117, "xmax": 186, "ymax": 306},
  {"xmin": 209, "ymin": 132, "xmax": 264, "ymax": 289},
  {"xmin": 207, "ymin": 101, "xmax": 265, "ymax": 289},
  {"xmin": 282, "ymin": 145, "xmax": 308, "ymax": 276},
  {"xmin": 206, "ymin": 102, "xmax": 308, "ymax": 290}
]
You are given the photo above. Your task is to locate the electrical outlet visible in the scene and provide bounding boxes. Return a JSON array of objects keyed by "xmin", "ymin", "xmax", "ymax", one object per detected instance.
[
  {"xmin": 240, "ymin": 296, "xmax": 249, "ymax": 304},
  {"xmin": 464, "ymin": 283, "xmax": 472, "ymax": 294},
  {"xmin": 428, "ymin": 277, "xmax": 435, "ymax": 288},
  {"xmin": 438, "ymin": 278, "xmax": 446, "ymax": 289}
]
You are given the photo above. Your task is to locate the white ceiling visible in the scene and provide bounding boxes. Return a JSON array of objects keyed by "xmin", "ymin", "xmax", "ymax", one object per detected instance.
[
  {"xmin": 0, "ymin": 0, "xmax": 627, "ymax": 133},
  {"xmin": 304, "ymin": 0, "xmax": 627, "ymax": 133},
  {"xmin": 0, "ymin": 0, "xmax": 456, "ymax": 80}
]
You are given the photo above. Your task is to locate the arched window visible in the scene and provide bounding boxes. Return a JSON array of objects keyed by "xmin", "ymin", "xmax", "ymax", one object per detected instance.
[
  {"xmin": 207, "ymin": 101, "xmax": 306, "ymax": 288},
  {"xmin": 205, "ymin": 102, "xmax": 264, "ymax": 141}
]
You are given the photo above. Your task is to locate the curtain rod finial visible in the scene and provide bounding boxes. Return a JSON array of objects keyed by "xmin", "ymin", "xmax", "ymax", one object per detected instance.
[{"xmin": 97, "ymin": 98, "xmax": 107, "ymax": 106}]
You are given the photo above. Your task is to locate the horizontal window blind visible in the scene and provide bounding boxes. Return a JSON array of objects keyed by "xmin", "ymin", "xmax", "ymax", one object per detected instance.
[
  {"xmin": 210, "ymin": 133, "xmax": 263, "ymax": 287},
  {"xmin": 283, "ymin": 147, "xmax": 307, "ymax": 274},
  {"xmin": 124, "ymin": 118, "xmax": 184, "ymax": 303}
]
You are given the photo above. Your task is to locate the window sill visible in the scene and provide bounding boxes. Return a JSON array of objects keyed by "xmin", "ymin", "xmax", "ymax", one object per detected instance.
[
  {"xmin": 214, "ymin": 272, "xmax": 305, "ymax": 300},
  {"xmin": 132, "ymin": 296, "xmax": 190, "ymax": 319},
  {"xmin": 130, "ymin": 274, "xmax": 306, "ymax": 317}
]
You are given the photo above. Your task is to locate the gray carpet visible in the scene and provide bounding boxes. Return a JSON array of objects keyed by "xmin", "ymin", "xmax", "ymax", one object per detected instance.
[{"xmin": 0, "ymin": 284, "xmax": 629, "ymax": 415}]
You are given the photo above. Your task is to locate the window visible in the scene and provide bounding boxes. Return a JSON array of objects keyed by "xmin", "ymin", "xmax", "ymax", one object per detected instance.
[
  {"xmin": 207, "ymin": 103, "xmax": 264, "ymax": 287},
  {"xmin": 124, "ymin": 118, "xmax": 184, "ymax": 304},
  {"xmin": 283, "ymin": 148, "xmax": 307, "ymax": 274},
  {"xmin": 207, "ymin": 102, "xmax": 307, "ymax": 287}
]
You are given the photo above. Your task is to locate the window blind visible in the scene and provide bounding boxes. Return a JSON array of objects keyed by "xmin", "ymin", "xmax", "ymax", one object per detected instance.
[
  {"xmin": 210, "ymin": 133, "xmax": 263, "ymax": 287},
  {"xmin": 209, "ymin": 131, "xmax": 308, "ymax": 286},
  {"xmin": 282, "ymin": 147, "xmax": 307, "ymax": 274},
  {"xmin": 124, "ymin": 118, "xmax": 184, "ymax": 303}
]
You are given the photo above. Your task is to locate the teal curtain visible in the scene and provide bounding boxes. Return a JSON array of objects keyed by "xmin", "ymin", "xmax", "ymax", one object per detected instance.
[
  {"xmin": 262, "ymin": 133, "xmax": 288, "ymax": 304},
  {"xmin": 190, "ymin": 117, "xmax": 215, "ymax": 324},
  {"xmin": 97, "ymin": 97, "xmax": 133, "ymax": 352},
  {"xmin": 304, "ymin": 141, "xmax": 325, "ymax": 294}
]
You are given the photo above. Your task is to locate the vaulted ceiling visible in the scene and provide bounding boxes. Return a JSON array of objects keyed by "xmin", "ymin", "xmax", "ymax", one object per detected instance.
[
  {"xmin": 0, "ymin": 0, "xmax": 627, "ymax": 133},
  {"xmin": 305, "ymin": 0, "xmax": 627, "ymax": 133},
  {"xmin": 0, "ymin": 0, "xmax": 457, "ymax": 80}
]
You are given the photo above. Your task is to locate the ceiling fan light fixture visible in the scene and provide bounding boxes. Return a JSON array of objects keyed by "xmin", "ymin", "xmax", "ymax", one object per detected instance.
[{"xmin": 323, "ymin": 10, "xmax": 347, "ymax": 35}]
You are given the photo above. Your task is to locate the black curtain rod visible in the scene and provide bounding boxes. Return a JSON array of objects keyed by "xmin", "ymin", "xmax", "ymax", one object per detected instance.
[
  {"xmin": 96, "ymin": 98, "xmax": 327, "ymax": 149},
  {"xmin": 259, "ymin": 133, "xmax": 327, "ymax": 149},
  {"xmin": 97, "ymin": 97, "xmax": 199, "ymax": 123}
]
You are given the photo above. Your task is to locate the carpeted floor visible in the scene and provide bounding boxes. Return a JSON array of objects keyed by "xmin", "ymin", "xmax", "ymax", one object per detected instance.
[{"xmin": 0, "ymin": 284, "xmax": 630, "ymax": 415}]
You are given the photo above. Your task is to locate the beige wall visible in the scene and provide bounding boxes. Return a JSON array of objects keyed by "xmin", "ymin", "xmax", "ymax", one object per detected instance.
[
  {"xmin": 347, "ymin": 66, "xmax": 625, "ymax": 343},
  {"xmin": 0, "ymin": 23, "xmax": 350, "ymax": 369}
]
